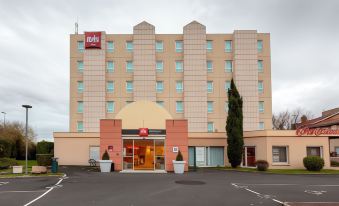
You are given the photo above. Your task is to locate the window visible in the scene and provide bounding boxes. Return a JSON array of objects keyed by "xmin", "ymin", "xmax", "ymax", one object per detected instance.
[
  {"xmin": 176, "ymin": 81, "xmax": 183, "ymax": 93},
  {"xmin": 307, "ymin": 147, "xmax": 322, "ymax": 157},
  {"xmin": 77, "ymin": 101, "xmax": 83, "ymax": 113},
  {"xmin": 77, "ymin": 61, "xmax": 84, "ymax": 72},
  {"xmin": 207, "ymin": 122, "xmax": 214, "ymax": 133},
  {"xmin": 156, "ymin": 101, "xmax": 164, "ymax": 107},
  {"xmin": 259, "ymin": 122, "xmax": 264, "ymax": 130},
  {"xmin": 175, "ymin": 61, "xmax": 183, "ymax": 72},
  {"xmin": 225, "ymin": 81, "xmax": 231, "ymax": 91},
  {"xmin": 258, "ymin": 81, "xmax": 264, "ymax": 94},
  {"xmin": 126, "ymin": 41, "xmax": 133, "ymax": 52},
  {"xmin": 206, "ymin": 40, "xmax": 213, "ymax": 52},
  {"xmin": 156, "ymin": 81, "xmax": 164, "ymax": 93},
  {"xmin": 176, "ymin": 101, "xmax": 183, "ymax": 113},
  {"xmin": 106, "ymin": 101, "xmax": 114, "ymax": 113},
  {"xmin": 156, "ymin": 41, "xmax": 163, "ymax": 52},
  {"xmin": 207, "ymin": 81, "xmax": 213, "ymax": 93},
  {"xmin": 77, "ymin": 41, "xmax": 84, "ymax": 52},
  {"xmin": 126, "ymin": 61, "xmax": 133, "ymax": 72},
  {"xmin": 77, "ymin": 121, "xmax": 84, "ymax": 132},
  {"xmin": 258, "ymin": 60, "xmax": 263, "ymax": 72},
  {"xmin": 126, "ymin": 81, "xmax": 133, "ymax": 93},
  {"xmin": 257, "ymin": 40, "xmax": 263, "ymax": 52},
  {"xmin": 259, "ymin": 101, "xmax": 264, "ymax": 113},
  {"xmin": 107, "ymin": 81, "xmax": 114, "ymax": 93},
  {"xmin": 207, "ymin": 101, "xmax": 214, "ymax": 113},
  {"xmin": 272, "ymin": 146, "xmax": 288, "ymax": 163},
  {"xmin": 156, "ymin": 61, "xmax": 163, "ymax": 72},
  {"xmin": 225, "ymin": 60, "xmax": 233, "ymax": 72},
  {"xmin": 207, "ymin": 61, "xmax": 213, "ymax": 72},
  {"xmin": 77, "ymin": 81, "xmax": 84, "ymax": 93},
  {"xmin": 107, "ymin": 41, "xmax": 114, "ymax": 52},
  {"xmin": 175, "ymin": 41, "xmax": 183, "ymax": 53},
  {"xmin": 107, "ymin": 61, "xmax": 114, "ymax": 73},
  {"xmin": 225, "ymin": 40, "xmax": 232, "ymax": 52},
  {"xmin": 225, "ymin": 101, "xmax": 229, "ymax": 112}
]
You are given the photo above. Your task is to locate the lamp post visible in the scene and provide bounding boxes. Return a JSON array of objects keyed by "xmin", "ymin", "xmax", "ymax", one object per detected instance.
[
  {"xmin": 22, "ymin": 105, "xmax": 32, "ymax": 175},
  {"xmin": 1, "ymin": 112, "xmax": 6, "ymax": 128}
]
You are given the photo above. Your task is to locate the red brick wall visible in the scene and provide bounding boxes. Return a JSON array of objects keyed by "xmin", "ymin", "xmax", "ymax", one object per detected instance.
[
  {"xmin": 165, "ymin": 120, "xmax": 189, "ymax": 171},
  {"xmin": 100, "ymin": 119, "xmax": 122, "ymax": 171}
]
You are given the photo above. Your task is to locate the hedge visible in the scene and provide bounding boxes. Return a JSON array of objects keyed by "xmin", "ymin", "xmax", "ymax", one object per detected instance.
[
  {"xmin": 303, "ymin": 156, "xmax": 324, "ymax": 171},
  {"xmin": 0, "ymin": 139, "xmax": 12, "ymax": 158},
  {"xmin": 36, "ymin": 141, "xmax": 54, "ymax": 154},
  {"xmin": 36, "ymin": 154, "xmax": 53, "ymax": 166},
  {"xmin": 0, "ymin": 158, "xmax": 18, "ymax": 169}
]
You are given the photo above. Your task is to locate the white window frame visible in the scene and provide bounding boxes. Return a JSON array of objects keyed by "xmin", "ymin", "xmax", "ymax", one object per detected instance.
[
  {"xmin": 225, "ymin": 81, "xmax": 231, "ymax": 91},
  {"xmin": 156, "ymin": 61, "xmax": 164, "ymax": 72},
  {"xmin": 126, "ymin": 61, "xmax": 133, "ymax": 73},
  {"xmin": 77, "ymin": 101, "xmax": 83, "ymax": 113},
  {"xmin": 225, "ymin": 101, "xmax": 229, "ymax": 112},
  {"xmin": 126, "ymin": 41, "xmax": 133, "ymax": 52},
  {"xmin": 176, "ymin": 81, "xmax": 183, "ymax": 93},
  {"xmin": 156, "ymin": 81, "xmax": 164, "ymax": 93},
  {"xmin": 206, "ymin": 40, "xmax": 213, "ymax": 52},
  {"xmin": 106, "ymin": 81, "xmax": 114, "ymax": 93},
  {"xmin": 107, "ymin": 41, "xmax": 114, "ymax": 52},
  {"xmin": 175, "ymin": 61, "xmax": 183, "ymax": 72},
  {"xmin": 207, "ymin": 60, "xmax": 213, "ymax": 72},
  {"xmin": 259, "ymin": 101, "xmax": 264, "ymax": 113},
  {"xmin": 207, "ymin": 81, "xmax": 213, "ymax": 93},
  {"xmin": 77, "ymin": 41, "xmax": 84, "ymax": 52},
  {"xmin": 258, "ymin": 81, "xmax": 264, "ymax": 94},
  {"xmin": 156, "ymin": 41, "xmax": 164, "ymax": 52},
  {"xmin": 207, "ymin": 122, "xmax": 214, "ymax": 133},
  {"xmin": 258, "ymin": 60, "xmax": 263, "ymax": 72},
  {"xmin": 77, "ymin": 121, "xmax": 84, "ymax": 132},
  {"xmin": 207, "ymin": 101, "xmax": 214, "ymax": 113},
  {"xmin": 77, "ymin": 81, "xmax": 83, "ymax": 93},
  {"xmin": 106, "ymin": 101, "xmax": 115, "ymax": 113},
  {"xmin": 272, "ymin": 146, "xmax": 289, "ymax": 165},
  {"xmin": 225, "ymin": 60, "xmax": 233, "ymax": 72},
  {"xmin": 175, "ymin": 41, "xmax": 183, "ymax": 53},
  {"xmin": 77, "ymin": 61, "xmax": 84, "ymax": 72},
  {"xmin": 107, "ymin": 61, "xmax": 114, "ymax": 73},
  {"xmin": 225, "ymin": 40, "xmax": 232, "ymax": 52},
  {"xmin": 176, "ymin": 101, "xmax": 183, "ymax": 113},
  {"xmin": 257, "ymin": 40, "xmax": 263, "ymax": 52}
]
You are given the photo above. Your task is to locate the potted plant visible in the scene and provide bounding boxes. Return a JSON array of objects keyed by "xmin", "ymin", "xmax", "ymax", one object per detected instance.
[
  {"xmin": 98, "ymin": 150, "xmax": 112, "ymax": 173},
  {"xmin": 172, "ymin": 150, "xmax": 186, "ymax": 174}
]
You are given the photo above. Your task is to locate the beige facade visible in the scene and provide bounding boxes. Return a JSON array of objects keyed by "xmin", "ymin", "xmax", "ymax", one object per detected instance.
[{"xmin": 69, "ymin": 21, "xmax": 272, "ymax": 133}]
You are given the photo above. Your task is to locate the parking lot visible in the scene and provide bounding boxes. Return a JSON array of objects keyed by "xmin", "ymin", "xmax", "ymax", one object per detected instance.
[{"xmin": 1, "ymin": 167, "xmax": 339, "ymax": 206}]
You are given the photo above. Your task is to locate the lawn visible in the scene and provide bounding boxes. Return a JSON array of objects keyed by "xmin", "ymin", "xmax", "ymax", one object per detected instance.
[{"xmin": 212, "ymin": 166, "xmax": 339, "ymax": 174}]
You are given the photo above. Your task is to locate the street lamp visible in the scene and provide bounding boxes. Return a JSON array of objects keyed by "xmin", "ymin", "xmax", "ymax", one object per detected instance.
[
  {"xmin": 22, "ymin": 105, "xmax": 32, "ymax": 175},
  {"xmin": 1, "ymin": 112, "xmax": 6, "ymax": 128}
]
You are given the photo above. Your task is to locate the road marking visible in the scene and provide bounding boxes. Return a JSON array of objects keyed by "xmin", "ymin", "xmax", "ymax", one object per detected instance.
[
  {"xmin": 233, "ymin": 183, "xmax": 297, "ymax": 186},
  {"xmin": 231, "ymin": 183, "xmax": 286, "ymax": 205},
  {"xmin": 24, "ymin": 174, "xmax": 67, "ymax": 206},
  {"xmin": 304, "ymin": 190, "xmax": 327, "ymax": 195},
  {"xmin": 0, "ymin": 181, "xmax": 9, "ymax": 186}
]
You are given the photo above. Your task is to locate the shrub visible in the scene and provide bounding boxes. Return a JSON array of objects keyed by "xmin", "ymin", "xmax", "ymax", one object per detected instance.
[
  {"xmin": 176, "ymin": 150, "xmax": 183, "ymax": 161},
  {"xmin": 0, "ymin": 158, "xmax": 18, "ymax": 169},
  {"xmin": 102, "ymin": 150, "xmax": 110, "ymax": 160},
  {"xmin": 0, "ymin": 139, "xmax": 12, "ymax": 158},
  {"xmin": 255, "ymin": 160, "xmax": 269, "ymax": 171},
  {"xmin": 330, "ymin": 161, "xmax": 339, "ymax": 167},
  {"xmin": 36, "ymin": 154, "xmax": 53, "ymax": 166},
  {"xmin": 303, "ymin": 156, "xmax": 324, "ymax": 171},
  {"xmin": 36, "ymin": 141, "xmax": 54, "ymax": 154}
]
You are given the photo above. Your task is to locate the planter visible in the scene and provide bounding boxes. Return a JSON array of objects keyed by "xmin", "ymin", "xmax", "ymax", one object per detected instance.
[
  {"xmin": 98, "ymin": 160, "xmax": 112, "ymax": 173},
  {"xmin": 172, "ymin": 160, "xmax": 186, "ymax": 174},
  {"xmin": 12, "ymin": 166, "xmax": 23, "ymax": 174}
]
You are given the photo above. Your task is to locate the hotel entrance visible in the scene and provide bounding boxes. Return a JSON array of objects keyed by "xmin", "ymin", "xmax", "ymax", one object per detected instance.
[{"xmin": 122, "ymin": 138, "xmax": 165, "ymax": 171}]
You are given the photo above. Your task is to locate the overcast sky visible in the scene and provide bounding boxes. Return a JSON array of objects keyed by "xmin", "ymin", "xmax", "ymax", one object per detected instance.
[{"xmin": 0, "ymin": 0, "xmax": 338, "ymax": 141}]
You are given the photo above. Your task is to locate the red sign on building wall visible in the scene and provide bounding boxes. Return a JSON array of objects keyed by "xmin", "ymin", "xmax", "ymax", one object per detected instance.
[
  {"xmin": 139, "ymin": 128, "xmax": 149, "ymax": 137},
  {"xmin": 85, "ymin": 32, "xmax": 101, "ymax": 49}
]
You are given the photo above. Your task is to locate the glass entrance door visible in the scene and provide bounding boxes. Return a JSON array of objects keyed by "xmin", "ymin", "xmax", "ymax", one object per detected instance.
[{"xmin": 133, "ymin": 139, "xmax": 154, "ymax": 170}]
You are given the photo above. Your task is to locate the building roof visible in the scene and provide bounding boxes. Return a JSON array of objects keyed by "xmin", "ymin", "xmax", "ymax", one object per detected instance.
[{"xmin": 297, "ymin": 107, "xmax": 339, "ymax": 128}]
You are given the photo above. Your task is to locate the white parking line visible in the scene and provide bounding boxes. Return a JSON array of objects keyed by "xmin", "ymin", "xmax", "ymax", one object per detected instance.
[
  {"xmin": 0, "ymin": 181, "xmax": 9, "ymax": 186},
  {"xmin": 231, "ymin": 183, "xmax": 286, "ymax": 205},
  {"xmin": 23, "ymin": 174, "xmax": 67, "ymax": 206}
]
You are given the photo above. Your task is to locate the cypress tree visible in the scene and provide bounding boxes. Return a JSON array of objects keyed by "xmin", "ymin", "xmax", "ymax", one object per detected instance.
[{"xmin": 226, "ymin": 79, "xmax": 244, "ymax": 168}]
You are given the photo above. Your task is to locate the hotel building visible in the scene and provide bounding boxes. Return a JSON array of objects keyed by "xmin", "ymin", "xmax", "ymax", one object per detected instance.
[{"xmin": 54, "ymin": 21, "xmax": 333, "ymax": 172}]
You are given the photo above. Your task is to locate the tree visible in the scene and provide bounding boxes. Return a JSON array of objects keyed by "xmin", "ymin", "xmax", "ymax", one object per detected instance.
[
  {"xmin": 272, "ymin": 108, "xmax": 313, "ymax": 130},
  {"xmin": 226, "ymin": 79, "xmax": 244, "ymax": 168}
]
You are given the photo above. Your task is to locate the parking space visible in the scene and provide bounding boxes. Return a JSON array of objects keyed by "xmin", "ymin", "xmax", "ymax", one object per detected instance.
[{"xmin": 1, "ymin": 167, "xmax": 339, "ymax": 206}]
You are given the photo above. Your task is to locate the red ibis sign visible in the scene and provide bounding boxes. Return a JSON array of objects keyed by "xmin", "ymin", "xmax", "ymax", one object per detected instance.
[
  {"xmin": 139, "ymin": 128, "xmax": 149, "ymax": 137},
  {"xmin": 85, "ymin": 32, "xmax": 101, "ymax": 49},
  {"xmin": 296, "ymin": 127, "xmax": 339, "ymax": 136}
]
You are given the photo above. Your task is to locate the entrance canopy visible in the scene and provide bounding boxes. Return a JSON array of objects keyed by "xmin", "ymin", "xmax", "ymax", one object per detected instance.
[{"xmin": 115, "ymin": 101, "xmax": 173, "ymax": 129}]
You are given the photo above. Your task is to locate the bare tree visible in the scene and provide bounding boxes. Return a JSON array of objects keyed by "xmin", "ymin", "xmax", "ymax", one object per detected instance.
[{"xmin": 272, "ymin": 108, "xmax": 313, "ymax": 130}]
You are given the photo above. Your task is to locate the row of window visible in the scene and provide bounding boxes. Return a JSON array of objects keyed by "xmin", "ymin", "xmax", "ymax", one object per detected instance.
[
  {"xmin": 76, "ymin": 100, "xmax": 265, "ymax": 115},
  {"xmin": 76, "ymin": 120, "xmax": 264, "ymax": 133},
  {"xmin": 77, "ymin": 80, "xmax": 264, "ymax": 94},
  {"xmin": 77, "ymin": 40, "xmax": 263, "ymax": 53},
  {"xmin": 272, "ymin": 146, "xmax": 323, "ymax": 164},
  {"xmin": 76, "ymin": 60, "xmax": 264, "ymax": 73}
]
